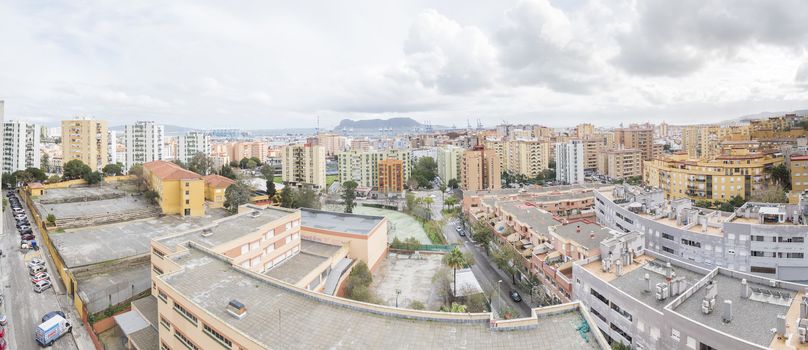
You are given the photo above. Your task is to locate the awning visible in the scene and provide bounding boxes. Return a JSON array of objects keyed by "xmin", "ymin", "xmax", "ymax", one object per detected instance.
[{"xmin": 113, "ymin": 310, "xmax": 150, "ymax": 336}]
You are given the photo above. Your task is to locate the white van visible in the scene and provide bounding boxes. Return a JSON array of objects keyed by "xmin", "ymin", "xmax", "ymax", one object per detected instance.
[
  {"xmin": 33, "ymin": 280, "xmax": 51, "ymax": 293},
  {"xmin": 29, "ymin": 264, "xmax": 46, "ymax": 275}
]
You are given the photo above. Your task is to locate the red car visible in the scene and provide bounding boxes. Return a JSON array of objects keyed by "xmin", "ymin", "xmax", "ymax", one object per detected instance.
[
  {"xmin": 31, "ymin": 272, "xmax": 49, "ymax": 284},
  {"xmin": 0, "ymin": 326, "xmax": 5, "ymax": 338},
  {"xmin": 0, "ymin": 337, "xmax": 6, "ymax": 350}
]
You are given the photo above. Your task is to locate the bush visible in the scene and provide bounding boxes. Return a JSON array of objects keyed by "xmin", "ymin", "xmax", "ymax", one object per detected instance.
[
  {"xmin": 423, "ymin": 220, "xmax": 446, "ymax": 244},
  {"xmin": 408, "ymin": 300, "xmax": 425, "ymax": 310},
  {"xmin": 344, "ymin": 261, "xmax": 377, "ymax": 303},
  {"xmin": 46, "ymin": 214, "xmax": 56, "ymax": 226}
]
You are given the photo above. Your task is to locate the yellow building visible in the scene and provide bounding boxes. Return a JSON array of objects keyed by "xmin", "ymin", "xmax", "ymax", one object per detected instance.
[
  {"xmin": 506, "ymin": 139, "xmax": 550, "ymax": 178},
  {"xmin": 143, "ymin": 160, "xmax": 206, "ymax": 216},
  {"xmin": 791, "ymin": 155, "xmax": 808, "ymax": 201},
  {"xmin": 61, "ymin": 118, "xmax": 108, "ymax": 171},
  {"xmin": 581, "ymin": 134, "xmax": 610, "ymax": 171},
  {"xmin": 202, "ymin": 174, "xmax": 236, "ymax": 208},
  {"xmin": 643, "ymin": 149, "xmax": 783, "ymax": 201},
  {"xmin": 597, "ymin": 148, "xmax": 642, "ymax": 180},
  {"xmin": 682, "ymin": 125, "xmax": 751, "ymax": 160},
  {"xmin": 377, "ymin": 158, "xmax": 404, "ymax": 193},
  {"xmin": 461, "ymin": 147, "xmax": 501, "ymax": 191}
]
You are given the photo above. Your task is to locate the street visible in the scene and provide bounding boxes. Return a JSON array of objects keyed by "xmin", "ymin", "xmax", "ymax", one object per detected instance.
[
  {"xmin": 442, "ymin": 219, "xmax": 532, "ymax": 318},
  {"xmin": 2, "ymin": 192, "xmax": 90, "ymax": 350}
]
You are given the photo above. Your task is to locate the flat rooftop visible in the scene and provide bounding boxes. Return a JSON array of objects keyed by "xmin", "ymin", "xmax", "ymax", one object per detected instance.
[
  {"xmin": 672, "ymin": 273, "xmax": 794, "ymax": 348},
  {"xmin": 37, "ymin": 186, "xmax": 128, "ymax": 203},
  {"xmin": 161, "ymin": 247, "xmax": 599, "ymax": 349},
  {"xmin": 35, "ymin": 195, "xmax": 155, "ymax": 219},
  {"xmin": 157, "ymin": 206, "xmax": 294, "ymax": 250},
  {"xmin": 553, "ymin": 222, "xmax": 615, "ymax": 250},
  {"xmin": 51, "ymin": 209, "xmax": 229, "ymax": 267},
  {"xmin": 263, "ymin": 240, "xmax": 343, "ymax": 284},
  {"xmin": 300, "ymin": 208, "xmax": 384, "ymax": 235},
  {"xmin": 498, "ymin": 201, "xmax": 560, "ymax": 233}
]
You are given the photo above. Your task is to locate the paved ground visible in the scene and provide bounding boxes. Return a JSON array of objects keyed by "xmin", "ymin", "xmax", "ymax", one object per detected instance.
[
  {"xmin": 444, "ymin": 218, "xmax": 533, "ymax": 318},
  {"xmin": 369, "ymin": 253, "xmax": 444, "ymax": 310},
  {"xmin": 324, "ymin": 205, "xmax": 430, "ymax": 244},
  {"xmin": 1, "ymin": 192, "xmax": 93, "ymax": 350}
]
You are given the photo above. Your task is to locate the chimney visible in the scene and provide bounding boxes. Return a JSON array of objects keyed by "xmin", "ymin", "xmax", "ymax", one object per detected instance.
[
  {"xmin": 616, "ymin": 260, "xmax": 622, "ymax": 276},
  {"xmin": 227, "ymin": 300, "xmax": 247, "ymax": 319},
  {"xmin": 644, "ymin": 273, "xmax": 651, "ymax": 292},
  {"xmin": 722, "ymin": 300, "xmax": 733, "ymax": 323},
  {"xmin": 740, "ymin": 279, "xmax": 749, "ymax": 299},
  {"xmin": 666, "ymin": 261, "xmax": 673, "ymax": 280},
  {"xmin": 776, "ymin": 314, "xmax": 787, "ymax": 337}
]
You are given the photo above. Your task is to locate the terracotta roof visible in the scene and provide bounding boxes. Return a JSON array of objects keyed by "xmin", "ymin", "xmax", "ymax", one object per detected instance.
[
  {"xmin": 792, "ymin": 155, "xmax": 808, "ymax": 161},
  {"xmin": 202, "ymin": 174, "xmax": 236, "ymax": 188},
  {"xmin": 28, "ymin": 182, "xmax": 44, "ymax": 189},
  {"xmin": 143, "ymin": 161, "xmax": 202, "ymax": 180}
]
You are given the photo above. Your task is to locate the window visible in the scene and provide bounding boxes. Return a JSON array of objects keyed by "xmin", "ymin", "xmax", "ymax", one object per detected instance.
[
  {"xmin": 185, "ymin": 190, "xmax": 189, "ymax": 195},
  {"xmin": 699, "ymin": 343, "xmax": 718, "ymax": 350},
  {"xmin": 671, "ymin": 328, "xmax": 681, "ymax": 342},
  {"xmin": 662, "ymin": 233, "xmax": 674, "ymax": 241},
  {"xmin": 590, "ymin": 307, "xmax": 606, "ymax": 322},
  {"xmin": 241, "ymin": 244, "xmax": 249, "ymax": 255},
  {"xmin": 203, "ymin": 324, "xmax": 233, "ymax": 348},
  {"xmin": 264, "ymin": 229, "xmax": 275, "ymax": 240},
  {"xmin": 153, "ymin": 266, "xmax": 164, "ymax": 275},
  {"xmin": 590, "ymin": 288, "xmax": 610, "ymax": 306},
  {"xmin": 159, "ymin": 316, "xmax": 171, "ymax": 330},
  {"xmin": 750, "ymin": 266, "xmax": 776, "ymax": 274},
  {"xmin": 610, "ymin": 323, "xmax": 632, "ymax": 344},
  {"xmin": 175, "ymin": 330, "xmax": 199, "ymax": 350},
  {"xmin": 751, "ymin": 250, "xmax": 765, "ymax": 257},
  {"xmin": 285, "ymin": 235, "xmax": 293, "ymax": 244},
  {"xmin": 285, "ymin": 222, "xmax": 292, "ymax": 230},
  {"xmin": 185, "ymin": 182, "xmax": 189, "ymax": 187},
  {"xmin": 173, "ymin": 302, "xmax": 198, "ymax": 325},
  {"xmin": 681, "ymin": 239, "xmax": 701, "ymax": 248},
  {"xmin": 157, "ymin": 289, "xmax": 168, "ymax": 303},
  {"xmin": 185, "ymin": 199, "xmax": 190, "ymax": 205},
  {"xmin": 250, "ymin": 241, "xmax": 259, "ymax": 251},
  {"xmin": 611, "ymin": 302, "xmax": 633, "ymax": 322},
  {"xmin": 184, "ymin": 208, "xmax": 190, "ymax": 216},
  {"xmin": 662, "ymin": 246, "xmax": 675, "ymax": 254}
]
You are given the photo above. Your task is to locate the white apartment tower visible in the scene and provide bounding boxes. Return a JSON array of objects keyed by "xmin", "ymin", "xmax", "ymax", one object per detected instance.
[
  {"xmin": 124, "ymin": 121, "xmax": 164, "ymax": 169},
  {"xmin": 282, "ymin": 143, "xmax": 326, "ymax": 189},
  {"xmin": 3, "ymin": 118, "xmax": 41, "ymax": 174},
  {"xmin": 108, "ymin": 130, "xmax": 117, "ymax": 166},
  {"xmin": 177, "ymin": 131, "xmax": 211, "ymax": 164},
  {"xmin": 555, "ymin": 140, "xmax": 584, "ymax": 184}
]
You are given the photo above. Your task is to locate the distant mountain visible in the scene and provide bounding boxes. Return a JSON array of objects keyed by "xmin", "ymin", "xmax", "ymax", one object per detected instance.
[
  {"xmin": 334, "ymin": 117, "xmax": 423, "ymax": 130},
  {"xmin": 724, "ymin": 109, "xmax": 808, "ymax": 124}
]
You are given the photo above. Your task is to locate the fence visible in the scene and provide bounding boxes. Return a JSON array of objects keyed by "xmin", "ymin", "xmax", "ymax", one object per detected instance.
[
  {"xmin": 79, "ymin": 276, "xmax": 152, "ymax": 315},
  {"xmin": 390, "ymin": 243, "xmax": 458, "ymax": 252}
]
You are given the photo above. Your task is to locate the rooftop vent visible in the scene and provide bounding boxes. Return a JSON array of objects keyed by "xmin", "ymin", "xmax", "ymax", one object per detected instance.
[
  {"xmin": 227, "ymin": 300, "xmax": 247, "ymax": 319},
  {"xmin": 741, "ymin": 279, "xmax": 749, "ymax": 299},
  {"xmin": 250, "ymin": 210, "xmax": 262, "ymax": 218},
  {"xmin": 722, "ymin": 300, "xmax": 732, "ymax": 323},
  {"xmin": 200, "ymin": 228, "xmax": 214, "ymax": 237}
]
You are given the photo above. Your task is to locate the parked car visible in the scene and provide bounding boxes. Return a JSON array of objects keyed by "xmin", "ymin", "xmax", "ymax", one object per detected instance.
[
  {"xmin": 0, "ymin": 325, "xmax": 5, "ymax": 338},
  {"xmin": 21, "ymin": 234, "xmax": 35, "ymax": 241},
  {"xmin": 31, "ymin": 272, "xmax": 50, "ymax": 284},
  {"xmin": 33, "ymin": 280, "xmax": 51, "ymax": 293},
  {"xmin": 0, "ymin": 313, "xmax": 6, "ymax": 326},
  {"xmin": 0, "ymin": 337, "xmax": 6, "ymax": 350},
  {"xmin": 29, "ymin": 264, "xmax": 47, "ymax": 275},
  {"xmin": 27, "ymin": 258, "xmax": 45, "ymax": 268},
  {"xmin": 12, "ymin": 208, "xmax": 24, "ymax": 214},
  {"xmin": 41, "ymin": 311, "xmax": 66, "ymax": 323},
  {"xmin": 35, "ymin": 314, "xmax": 70, "ymax": 346},
  {"xmin": 510, "ymin": 290, "xmax": 522, "ymax": 302}
]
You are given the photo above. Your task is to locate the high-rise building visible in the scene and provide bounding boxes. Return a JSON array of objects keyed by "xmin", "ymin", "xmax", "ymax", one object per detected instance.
[
  {"xmin": 506, "ymin": 140, "xmax": 550, "ymax": 178},
  {"xmin": 177, "ymin": 131, "xmax": 211, "ymax": 164},
  {"xmin": 61, "ymin": 118, "xmax": 108, "ymax": 171},
  {"xmin": 597, "ymin": 148, "xmax": 642, "ymax": 180},
  {"xmin": 555, "ymin": 140, "xmax": 585, "ymax": 184},
  {"xmin": 337, "ymin": 149, "xmax": 411, "ymax": 188},
  {"xmin": 789, "ymin": 154, "xmax": 808, "ymax": 200},
  {"xmin": 461, "ymin": 147, "xmax": 501, "ymax": 191},
  {"xmin": 228, "ymin": 141, "xmax": 268, "ymax": 163},
  {"xmin": 614, "ymin": 126, "xmax": 655, "ymax": 161},
  {"xmin": 3, "ymin": 120, "xmax": 41, "ymax": 174},
  {"xmin": 281, "ymin": 143, "xmax": 326, "ymax": 189},
  {"xmin": 581, "ymin": 135, "xmax": 610, "ymax": 171},
  {"xmin": 436, "ymin": 145, "xmax": 464, "ymax": 183},
  {"xmin": 315, "ymin": 133, "xmax": 347, "ymax": 156},
  {"xmin": 377, "ymin": 159, "xmax": 405, "ymax": 194},
  {"xmin": 575, "ymin": 123, "xmax": 595, "ymax": 138},
  {"xmin": 124, "ymin": 121, "xmax": 165, "ymax": 169},
  {"xmin": 658, "ymin": 121, "xmax": 669, "ymax": 138},
  {"xmin": 107, "ymin": 130, "xmax": 117, "ymax": 166}
]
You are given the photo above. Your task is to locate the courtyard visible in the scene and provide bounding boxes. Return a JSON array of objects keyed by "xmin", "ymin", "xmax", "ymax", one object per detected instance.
[{"xmin": 368, "ymin": 252, "xmax": 444, "ymax": 310}]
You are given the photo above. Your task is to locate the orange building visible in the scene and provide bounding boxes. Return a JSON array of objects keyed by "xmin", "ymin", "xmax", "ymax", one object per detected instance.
[{"xmin": 377, "ymin": 158, "xmax": 404, "ymax": 193}]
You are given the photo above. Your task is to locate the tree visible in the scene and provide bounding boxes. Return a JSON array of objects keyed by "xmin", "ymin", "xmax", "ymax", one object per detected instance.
[
  {"xmin": 718, "ymin": 202, "xmax": 735, "ymax": 212},
  {"xmin": 266, "ymin": 180, "xmax": 276, "ymax": 198},
  {"xmin": 171, "ymin": 159, "xmax": 186, "ymax": 168},
  {"xmin": 342, "ymin": 180, "xmax": 358, "ymax": 213},
  {"xmin": 439, "ymin": 183, "xmax": 447, "ymax": 202},
  {"xmin": 249, "ymin": 157, "xmax": 262, "ymax": 167},
  {"xmin": 229, "ymin": 160, "xmax": 239, "ymax": 168},
  {"xmin": 447, "ymin": 178, "xmax": 459, "ymax": 190},
  {"xmin": 24, "ymin": 167, "xmax": 47, "ymax": 182},
  {"xmin": 492, "ymin": 242, "xmax": 523, "ymax": 284},
  {"xmin": 297, "ymin": 187, "xmax": 320, "ymax": 209},
  {"xmin": 768, "ymin": 164, "xmax": 791, "ymax": 191},
  {"xmin": 224, "ymin": 182, "xmax": 252, "ymax": 212},
  {"xmin": 144, "ymin": 190, "xmax": 160, "ymax": 205},
  {"xmin": 47, "ymin": 175, "xmax": 61, "ymax": 183},
  {"xmin": 245, "ymin": 159, "xmax": 257, "ymax": 170},
  {"xmin": 41, "ymin": 153, "xmax": 50, "ymax": 172},
  {"xmin": 188, "ymin": 153, "xmax": 214, "ymax": 175},
  {"xmin": 411, "ymin": 157, "xmax": 438, "ymax": 188},
  {"xmin": 63, "ymin": 159, "xmax": 92, "ymax": 180},
  {"xmin": 750, "ymin": 185, "xmax": 788, "ymax": 203},
  {"xmin": 448, "ymin": 302, "xmax": 467, "ymax": 313},
  {"xmin": 2, "ymin": 173, "xmax": 16, "ymax": 189},
  {"xmin": 445, "ymin": 247, "xmax": 467, "ymax": 298},
  {"xmin": 239, "ymin": 157, "xmax": 250, "ymax": 169},
  {"xmin": 344, "ymin": 261, "xmax": 376, "ymax": 303},
  {"xmin": 102, "ymin": 163, "xmax": 124, "ymax": 176},
  {"xmin": 444, "ymin": 196, "xmax": 458, "ymax": 209},
  {"xmin": 729, "ymin": 195, "xmax": 746, "ymax": 208},
  {"xmin": 279, "ymin": 186, "xmax": 296, "ymax": 208},
  {"xmin": 463, "ymin": 290, "xmax": 488, "ymax": 313},
  {"xmin": 259, "ymin": 164, "xmax": 274, "ymax": 179},
  {"xmin": 46, "ymin": 214, "xmax": 56, "ymax": 226},
  {"xmin": 129, "ymin": 164, "xmax": 146, "ymax": 191},
  {"xmin": 219, "ymin": 165, "xmax": 237, "ymax": 180},
  {"xmin": 84, "ymin": 171, "xmax": 103, "ymax": 185},
  {"xmin": 471, "ymin": 220, "xmax": 493, "ymax": 254}
]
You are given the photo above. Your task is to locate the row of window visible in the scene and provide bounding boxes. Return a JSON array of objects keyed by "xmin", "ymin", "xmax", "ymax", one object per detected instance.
[
  {"xmin": 750, "ymin": 251, "xmax": 804, "ymax": 259},
  {"xmin": 751, "ymin": 235, "xmax": 805, "ymax": 243},
  {"xmin": 681, "ymin": 239, "xmax": 701, "ymax": 248}
]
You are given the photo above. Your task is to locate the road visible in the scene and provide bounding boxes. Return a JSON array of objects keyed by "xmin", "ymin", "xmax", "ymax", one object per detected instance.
[
  {"xmin": 442, "ymin": 219, "xmax": 532, "ymax": 318},
  {"xmin": 1, "ymin": 191, "xmax": 89, "ymax": 350}
]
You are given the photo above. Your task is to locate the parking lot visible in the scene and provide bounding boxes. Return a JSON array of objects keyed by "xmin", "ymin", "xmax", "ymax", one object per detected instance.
[{"xmin": 1, "ymin": 191, "xmax": 90, "ymax": 349}]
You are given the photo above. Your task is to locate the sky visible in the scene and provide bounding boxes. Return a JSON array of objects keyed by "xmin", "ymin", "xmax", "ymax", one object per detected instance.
[{"xmin": 2, "ymin": 0, "xmax": 808, "ymax": 130}]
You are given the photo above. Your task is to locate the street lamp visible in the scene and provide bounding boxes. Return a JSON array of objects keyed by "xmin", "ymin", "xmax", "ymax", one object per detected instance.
[
  {"xmin": 495, "ymin": 280, "xmax": 502, "ymax": 315},
  {"xmin": 395, "ymin": 289, "xmax": 401, "ymax": 308}
]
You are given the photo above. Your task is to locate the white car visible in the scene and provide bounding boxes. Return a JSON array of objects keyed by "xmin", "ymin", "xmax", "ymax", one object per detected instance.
[
  {"xmin": 27, "ymin": 258, "xmax": 46, "ymax": 269},
  {"xmin": 33, "ymin": 280, "xmax": 51, "ymax": 293}
]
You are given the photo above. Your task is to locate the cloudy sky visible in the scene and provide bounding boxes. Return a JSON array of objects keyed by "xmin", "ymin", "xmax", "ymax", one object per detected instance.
[{"xmin": 2, "ymin": 0, "xmax": 808, "ymax": 129}]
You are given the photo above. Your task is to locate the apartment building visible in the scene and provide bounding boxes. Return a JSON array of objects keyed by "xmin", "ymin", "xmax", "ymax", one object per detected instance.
[
  {"xmin": 595, "ymin": 184, "xmax": 808, "ymax": 280},
  {"xmin": 597, "ymin": 149, "xmax": 642, "ymax": 180},
  {"xmin": 575, "ymin": 123, "xmax": 595, "ymax": 138},
  {"xmin": 300, "ymin": 208, "xmax": 389, "ymax": 271},
  {"xmin": 614, "ymin": 126, "xmax": 656, "ymax": 161},
  {"xmin": 177, "ymin": 131, "xmax": 211, "ymax": 164},
  {"xmin": 124, "ymin": 121, "xmax": 165, "ymax": 169},
  {"xmin": 61, "ymin": 118, "xmax": 109, "ymax": 171},
  {"xmin": 556, "ymin": 140, "xmax": 585, "ymax": 185},
  {"xmin": 336, "ymin": 149, "xmax": 411, "ymax": 188},
  {"xmin": 143, "ymin": 160, "xmax": 206, "ymax": 216},
  {"xmin": 574, "ymin": 247, "xmax": 808, "ymax": 350},
  {"xmin": 436, "ymin": 145, "xmax": 464, "ymax": 183},
  {"xmin": 377, "ymin": 158, "xmax": 405, "ymax": 193},
  {"xmin": 791, "ymin": 155, "xmax": 808, "ymax": 198},
  {"xmin": 581, "ymin": 135, "xmax": 610, "ymax": 172},
  {"xmin": 3, "ymin": 120, "xmax": 41, "ymax": 173},
  {"xmin": 314, "ymin": 133, "xmax": 347, "ymax": 156},
  {"xmin": 107, "ymin": 130, "xmax": 117, "ymax": 166},
  {"xmin": 507, "ymin": 139, "xmax": 550, "ymax": 178},
  {"xmin": 281, "ymin": 143, "xmax": 326, "ymax": 189},
  {"xmin": 202, "ymin": 174, "xmax": 235, "ymax": 208},
  {"xmin": 643, "ymin": 149, "xmax": 783, "ymax": 201},
  {"xmin": 460, "ymin": 147, "xmax": 501, "ymax": 191}
]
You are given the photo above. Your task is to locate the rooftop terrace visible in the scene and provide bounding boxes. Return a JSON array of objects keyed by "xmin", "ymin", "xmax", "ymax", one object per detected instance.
[
  {"xmin": 498, "ymin": 201, "xmax": 560, "ymax": 233},
  {"xmin": 553, "ymin": 222, "xmax": 616, "ymax": 250},
  {"xmin": 263, "ymin": 240, "xmax": 343, "ymax": 284},
  {"xmin": 160, "ymin": 246, "xmax": 602, "ymax": 349},
  {"xmin": 300, "ymin": 208, "xmax": 384, "ymax": 235}
]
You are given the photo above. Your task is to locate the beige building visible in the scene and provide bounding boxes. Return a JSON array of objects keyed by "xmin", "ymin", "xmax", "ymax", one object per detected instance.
[
  {"xmin": 377, "ymin": 158, "xmax": 405, "ymax": 193},
  {"xmin": 461, "ymin": 147, "xmax": 501, "ymax": 191},
  {"xmin": 575, "ymin": 123, "xmax": 595, "ymax": 138},
  {"xmin": 643, "ymin": 149, "xmax": 784, "ymax": 201},
  {"xmin": 581, "ymin": 134, "xmax": 610, "ymax": 171},
  {"xmin": 300, "ymin": 208, "xmax": 389, "ymax": 271},
  {"xmin": 315, "ymin": 133, "xmax": 347, "ymax": 156},
  {"xmin": 791, "ymin": 155, "xmax": 808, "ymax": 201},
  {"xmin": 336, "ymin": 149, "xmax": 411, "ymax": 188},
  {"xmin": 597, "ymin": 148, "xmax": 642, "ymax": 180},
  {"xmin": 61, "ymin": 118, "xmax": 108, "ymax": 171},
  {"xmin": 614, "ymin": 126, "xmax": 655, "ymax": 161},
  {"xmin": 436, "ymin": 145, "xmax": 464, "ymax": 183},
  {"xmin": 506, "ymin": 139, "xmax": 550, "ymax": 178},
  {"xmin": 228, "ymin": 141, "xmax": 268, "ymax": 163},
  {"xmin": 281, "ymin": 143, "xmax": 326, "ymax": 189}
]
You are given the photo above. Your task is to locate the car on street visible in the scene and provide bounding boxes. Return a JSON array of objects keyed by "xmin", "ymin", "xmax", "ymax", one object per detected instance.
[
  {"xmin": 13, "ymin": 214, "xmax": 25, "ymax": 220},
  {"xmin": 31, "ymin": 272, "xmax": 50, "ymax": 284},
  {"xmin": 41, "ymin": 311, "xmax": 66, "ymax": 323},
  {"xmin": 28, "ymin": 258, "xmax": 45, "ymax": 268},
  {"xmin": 0, "ymin": 313, "xmax": 6, "ymax": 326},
  {"xmin": 33, "ymin": 280, "xmax": 52, "ymax": 293},
  {"xmin": 510, "ymin": 290, "xmax": 523, "ymax": 302},
  {"xmin": 21, "ymin": 234, "xmax": 35, "ymax": 241},
  {"xmin": 29, "ymin": 264, "xmax": 47, "ymax": 275},
  {"xmin": 35, "ymin": 314, "xmax": 71, "ymax": 346},
  {"xmin": 0, "ymin": 337, "xmax": 6, "ymax": 350},
  {"xmin": 0, "ymin": 325, "xmax": 5, "ymax": 338}
]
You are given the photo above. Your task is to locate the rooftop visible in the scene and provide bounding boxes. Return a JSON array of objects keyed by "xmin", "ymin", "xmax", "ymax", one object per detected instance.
[
  {"xmin": 263, "ymin": 240, "xmax": 343, "ymax": 284},
  {"xmin": 36, "ymin": 185, "xmax": 128, "ymax": 204},
  {"xmin": 553, "ymin": 222, "xmax": 616, "ymax": 250},
  {"xmin": 300, "ymin": 208, "xmax": 385, "ymax": 235},
  {"xmin": 160, "ymin": 246, "xmax": 600, "ymax": 349},
  {"xmin": 202, "ymin": 174, "xmax": 236, "ymax": 188},
  {"xmin": 498, "ymin": 201, "xmax": 560, "ymax": 233},
  {"xmin": 143, "ymin": 160, "xmax": 202, "ymax": 180}
]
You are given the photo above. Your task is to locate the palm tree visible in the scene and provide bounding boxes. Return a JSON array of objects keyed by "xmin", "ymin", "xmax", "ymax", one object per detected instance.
[
  {"xmin": 423, "ymin": 197, "xmax": 434, "ymax": 220},
  {"xmin": 445, "ymin": 247, "xmax": 466, "ymax": 298}
]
